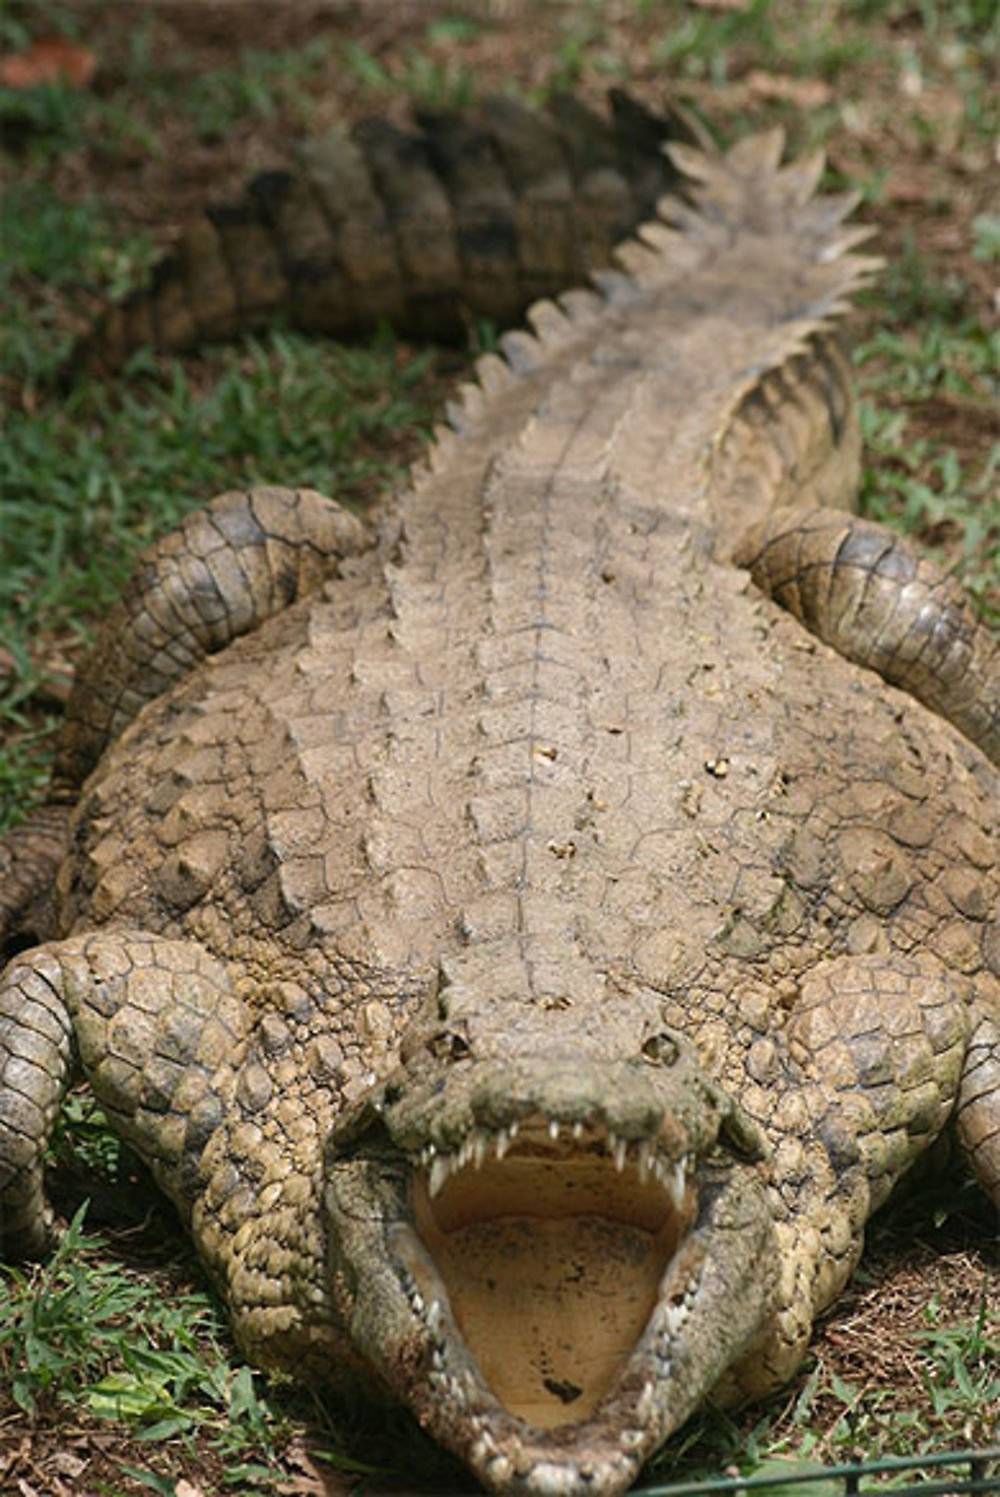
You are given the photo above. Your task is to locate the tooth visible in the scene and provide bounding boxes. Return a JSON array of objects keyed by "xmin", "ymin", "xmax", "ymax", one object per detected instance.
[
  {"xmin": 473, "ymin": 1133, "xmax": 488, "ymax": 1169},
  {"xmin": 613, "ymin": 1136, "xmax": 627, "ymax": 1173},
  {"xmin": 509, "ymin": 1120, "xmax": 519, "ymax": 1139},
  {"xmin": 495, "ymin": 1129, "xmax": 510, "ymax": 1160},
  {"xmin": 572, "ymin": 1121, "xmax": 583, "ymax": 1140},
  {"xmin": 666, "ymin": 1160, "xmax": 685, "ymax": 1212},
  {"xmin": 663, "ymin": 1302, "xmax": 686, "ymax": 1337},
  {"xmin": 548, "ymin": 1118, "xmax": 560, "ymax": 1142},
  {"xmin": 636, "ymin": 1379, "xmax": 655, "ymax": 1423},
  {"xmin": 412, "ymin": 1292, "xmax": 425, "ymax": 1316},
  {"xmin": 427, "ymin": 1299, "xmax": 443, "ymax": 1334},
  {"xmin": 430, "ymin": 1155, "xmax": 451, "ymax": 1197},
  {"xmin": 638, "ymin": 1141, "xmax": 653, "ymax": 1183}
]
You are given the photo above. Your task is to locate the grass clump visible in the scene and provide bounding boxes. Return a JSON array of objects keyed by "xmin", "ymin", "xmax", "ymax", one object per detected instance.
[
  {"xmin": 181, "ymin": 38, "xmax": 334, "ymax": 141},
  {"xmin": 0, "ymin": 331, "xmax": 436, "ymax": 826},
  {"xmin": 853, "ymin": 239, "xmax": 999, "ymax": 622},
  {"xmin": 0, "ymin": 1202, "xmax": 296, "ymax": 1487},
  {"xmin": 341, "ymin": 36, "xmax": 478, "ymax": 108}
]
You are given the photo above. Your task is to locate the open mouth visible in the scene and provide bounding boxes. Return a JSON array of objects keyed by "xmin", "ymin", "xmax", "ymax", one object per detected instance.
[
  {"xmin": 406, "ymin": 1116, "xmax": 696, "ymax": 1429},
  {"xmin": 327, "ymin": 1054, "xmax": 771, "ymax": 1495}
]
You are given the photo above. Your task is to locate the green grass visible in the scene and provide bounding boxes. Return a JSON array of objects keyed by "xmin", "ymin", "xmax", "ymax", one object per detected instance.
[
  {"xmin": 341, "ymin": 36, "xmax": 479, "ymax": 108},
  {"xmin": 338, "ymin": 6, "xmax": 489, "ymax": 107},
  {"xmin": 0, "ymin": 75, "xmax": 159, "ymax": 162},
  {"xmin": 181, "ymin": 38, "xmax": 334, "ymax": 142},
  {"xmin": 851, "ymin": 228, "xmax": 1000, "ymax": 622},
  {"xmin": 0, "ymin": 331, "xmax": 436, "ymax": 830},
  {"xmin": 0, "ymin": 21, "xmax": 335, "ymax": 156},
  {"xmin": 858, "ymin": 404, "xmax": 999, "ymax": 620},
  {"xmin": 0, "ymin": 1203, "xmax": 298, "ymax": 1487}
]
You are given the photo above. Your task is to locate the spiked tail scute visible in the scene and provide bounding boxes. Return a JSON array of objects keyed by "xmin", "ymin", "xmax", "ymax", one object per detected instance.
[
  {"xmin": 616, "ymin": 127, "xmax": 881, "ymax": 308},
  {"xmin": 408, "ymin": 123, "xmax": 884, "ymax": 575}
]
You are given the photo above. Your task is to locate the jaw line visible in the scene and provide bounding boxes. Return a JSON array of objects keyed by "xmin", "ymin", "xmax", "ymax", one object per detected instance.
[{"xmin": 324, "ymin": 1112, "xmax": 773, "ymax": 1496}]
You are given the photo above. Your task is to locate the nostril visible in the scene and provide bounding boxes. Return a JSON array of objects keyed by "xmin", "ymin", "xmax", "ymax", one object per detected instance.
[
  {"xmin": 641, "ymin": 1033, "xmax": 679, "ymax": 1066},
  {"xmin": 426, "ymin": 1028, "xmax": 471, "ymax": 1061}
]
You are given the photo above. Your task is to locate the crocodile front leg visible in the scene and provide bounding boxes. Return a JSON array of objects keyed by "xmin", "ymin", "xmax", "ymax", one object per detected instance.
[
  {"xmin": 0, "ymin": 943, "xmax": 76, "ymax": 1256},
  {"xmin": 956, "ymin": 1001, "xmax": 1000, "ymax": 1198},
  {"xmin": 0, "ymin": 930, "xmax": 247, "ymax": 1258},
  {"xmin": 734, "ymin": 507, "xmax": 999, "ymax": 763},
  {"xmin": 720, "ymin": 952, "xmax": 994, "ymax": 1403},
  {"xmin": 0, "ymin": 928, "xmax": 357, "ymax": 1375}
]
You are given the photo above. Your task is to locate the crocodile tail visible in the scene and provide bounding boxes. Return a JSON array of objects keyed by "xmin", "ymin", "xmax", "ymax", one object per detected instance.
[
  {"xmin": 609, "ymin": 127, "xmax": 881, "ymax": 310},
  {"xmin": 431, "ymin": 126, "xmax": 881, "ymax": 539},
  {"xmin": 64, "ymin": 90, "xmax": 691, "ymax": 381}
]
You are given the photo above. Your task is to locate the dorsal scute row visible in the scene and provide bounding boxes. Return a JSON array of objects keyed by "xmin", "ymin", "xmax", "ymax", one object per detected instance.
[{"xmin": 423, "ymin": 128, "xmax": 879, "ymax": 461}]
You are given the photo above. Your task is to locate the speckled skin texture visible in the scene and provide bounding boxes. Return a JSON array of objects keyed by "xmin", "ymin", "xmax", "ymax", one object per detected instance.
[{"xmin": 1, "ymin": 133, "xmax": 997, "ymax": 1497}]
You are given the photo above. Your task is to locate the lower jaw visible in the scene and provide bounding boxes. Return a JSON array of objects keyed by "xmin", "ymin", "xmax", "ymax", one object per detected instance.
[{"xmin": 379, "ymin": 1226, "xmax": 689, "ymax": 1495}]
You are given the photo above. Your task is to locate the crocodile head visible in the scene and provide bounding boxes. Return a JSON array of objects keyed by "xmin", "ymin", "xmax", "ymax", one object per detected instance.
[{"xmin": 323, "ymin": 979, "xmax": 773, "ymax": 1495}]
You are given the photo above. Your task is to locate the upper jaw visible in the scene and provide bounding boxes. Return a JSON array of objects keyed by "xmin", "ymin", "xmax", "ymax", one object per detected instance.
[{"xmin": 323, "ymin": 1074, "xmax": 773, "ymax": 1497}]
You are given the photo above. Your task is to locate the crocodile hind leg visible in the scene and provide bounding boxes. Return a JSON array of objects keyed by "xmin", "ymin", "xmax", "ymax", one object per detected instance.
[
  {"xmin": 54, "ymin": 485, "xmax": 370, "ymax": 791},
  {"xmin": 734, "ymin": 507, "xmax": 999, "ymax": 763},
  {"xmin": 0, "ymin": 929, "xmax": 248, "ymax": 1259},
  {"xmin": 0, "ymin": 487, "xmax": 370, "ymax": 955},
  {"xmin": 720, "ymin": 952, "xmax": 995, "ymax": 1404}
]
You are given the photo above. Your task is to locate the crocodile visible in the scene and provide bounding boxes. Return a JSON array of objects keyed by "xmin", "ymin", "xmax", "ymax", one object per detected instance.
[
  {"xmin": 66, "ymin": 89, "xmax": 688, "ymax": 377},
  {"xmin": 1, "ymin": 128, "xmax": 998, "ymax": 1497}
]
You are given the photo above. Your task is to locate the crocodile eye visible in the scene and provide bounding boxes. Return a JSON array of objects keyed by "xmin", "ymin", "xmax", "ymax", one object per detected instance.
[
  {"xmin": 427, "ymin": 1029, "xmax": 471, "ymax": 1061},
  {"xmin": 641, "ymin": 1032, "xmax": 679, "ymax": 1066}
]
